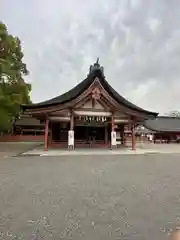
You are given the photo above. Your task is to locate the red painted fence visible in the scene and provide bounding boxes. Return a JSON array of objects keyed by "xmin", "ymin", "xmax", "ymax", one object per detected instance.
[{"xmin": 0, "ymin": 135, "xmax": 44, "ymax": 142}]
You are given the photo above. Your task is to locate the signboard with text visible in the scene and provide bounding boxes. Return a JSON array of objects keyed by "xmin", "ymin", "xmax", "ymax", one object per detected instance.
[
  {"xmin": 68, "ymin": 130, "xmax": 74, "ymax": 146},
  {"xmin": 111, "ymin": 131, "xmax": 116, "ymax": 146}
]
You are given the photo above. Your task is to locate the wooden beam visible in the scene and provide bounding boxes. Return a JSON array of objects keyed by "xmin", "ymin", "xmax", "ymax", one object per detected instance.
[
  {"xmin": 115, "ymin": 119, "xmax": 130, "ymax": 123},
  {"xmin": 74, "ymin": 110, "xmax": 112, "ymax": 117},
  {"xmin": 49, "ymin": 116, "xmax": 70, "ymax": 121}
]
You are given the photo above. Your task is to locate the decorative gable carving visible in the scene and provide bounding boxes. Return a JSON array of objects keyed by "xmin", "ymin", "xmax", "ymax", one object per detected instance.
[{"xmin": 92, "ymin": 87, "xmax": 101, "ymax": 100}]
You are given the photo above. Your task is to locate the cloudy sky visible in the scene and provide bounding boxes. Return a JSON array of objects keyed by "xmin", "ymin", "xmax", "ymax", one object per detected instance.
[{"xmin": 1, "ymin": 0, "xmax": 180, "ymax": 114}]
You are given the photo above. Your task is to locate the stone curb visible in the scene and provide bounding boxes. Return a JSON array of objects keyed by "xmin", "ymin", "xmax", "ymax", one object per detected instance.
[{"xmin": 20, "ymin": 149, "xmax": 160, "ymax": 157}]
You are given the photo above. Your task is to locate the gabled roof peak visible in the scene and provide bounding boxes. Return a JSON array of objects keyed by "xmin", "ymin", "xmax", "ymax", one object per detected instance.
[{"xmin": 22, "ymin": 59, "xmax": 158, "ymax": 117}]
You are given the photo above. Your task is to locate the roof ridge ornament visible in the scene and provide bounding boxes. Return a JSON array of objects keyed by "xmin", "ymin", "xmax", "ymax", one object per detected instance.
[
  {"xmin": 88, "ymin": 58, "xmax": 104, "ymax": 76},
  {"xmin": 95, "ymin": 57, "xmax": 99, "ymax": 65}
]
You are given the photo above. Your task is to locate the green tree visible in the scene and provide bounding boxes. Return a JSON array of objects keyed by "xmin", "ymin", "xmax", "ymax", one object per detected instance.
[{"xmin": 0, "ymin": 22, "xmax": 31, "ymax": 132}]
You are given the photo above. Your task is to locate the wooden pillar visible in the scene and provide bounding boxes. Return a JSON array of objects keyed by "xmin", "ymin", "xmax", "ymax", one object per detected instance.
[
  {"xmin": 131, "ymin": 123, "xmax": 136, "ymax": 150},
  {"xmin": 70, "ymin": 113, "xmax": 74, "ymax": 130},
  {"xmin": 111, "ymin": 115, "xmax": 115, "ymax": 132},
  {"xmin": 105, "ymin": 125, "xmax": 108, "ymax": 144},
  {"xmin": 49, "ymin": 121, "xmax": 52, "ymax": 146},
  {"xmin": 120, "ymin": 124, "xmax": 125, "ymax": 145},
  {"xmin": 44, "ymin": 118, "xmax": 49, "ymax": 151}
]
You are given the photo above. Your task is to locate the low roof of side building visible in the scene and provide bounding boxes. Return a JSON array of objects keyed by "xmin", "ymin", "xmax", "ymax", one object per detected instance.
[
  {"xmin": 143, "ymin": 116, "xmax": 180, "ymax": 132},
  {"xmin": 14, "ymin": 115, "xmax": 43, "ymax": 127}
]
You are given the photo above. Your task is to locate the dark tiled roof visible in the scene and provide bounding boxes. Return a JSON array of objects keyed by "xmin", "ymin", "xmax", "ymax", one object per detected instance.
[
  {"xmin": 23, "ymin": 61, "xmax": 158, "ymax": 117},
  {"xmin": 143, "ymin": 116, "xmax": 180, "ymax": 132},
  {"xmin": 15, "ymin": 115, "xmax": 43, "ymax": 126}
]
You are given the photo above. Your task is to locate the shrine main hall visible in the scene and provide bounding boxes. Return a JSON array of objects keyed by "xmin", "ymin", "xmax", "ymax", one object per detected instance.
[{"xmin": 22, "ymin": 60, "xmax": 158, "ymax": 150}]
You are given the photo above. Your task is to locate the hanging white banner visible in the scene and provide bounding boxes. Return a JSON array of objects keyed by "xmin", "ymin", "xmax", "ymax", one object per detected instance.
[
  {"xmin": 68, "ymin": 130, "xmax": 74, "ymax": 146},
  {"xmin": 111, "ymin": 131, "xmax": 116, "ymax": 146}
]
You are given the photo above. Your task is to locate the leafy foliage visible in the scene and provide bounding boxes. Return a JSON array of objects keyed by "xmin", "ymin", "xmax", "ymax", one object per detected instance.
[{"xmin": 0, "ymin": 22, "xmax": 31, "ymax": 132}]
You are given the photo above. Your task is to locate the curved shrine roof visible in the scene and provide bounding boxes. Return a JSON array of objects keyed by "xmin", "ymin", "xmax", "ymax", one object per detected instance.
[
  {"xmin": 144, "ymin": 116, "xmax": 180, "ymax": 132},
  {"xmin": 23, "ymin": 60, "xmax": 158, "ymax": 117}
]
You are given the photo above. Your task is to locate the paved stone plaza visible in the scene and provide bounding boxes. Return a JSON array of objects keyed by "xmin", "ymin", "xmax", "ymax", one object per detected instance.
[{"xmin": 1, "ymin": 149, "xmax": 180, "ymax": 239}]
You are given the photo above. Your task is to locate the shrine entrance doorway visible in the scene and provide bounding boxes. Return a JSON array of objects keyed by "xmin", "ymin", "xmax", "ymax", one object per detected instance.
[{"xmin": 74, "ymin": 125, "xmax": 110, "ymax": 148}]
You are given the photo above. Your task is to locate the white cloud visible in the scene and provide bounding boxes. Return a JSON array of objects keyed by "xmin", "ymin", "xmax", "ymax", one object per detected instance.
[
  {"xmin": 1, "ymin": 0, "xmax": 180, "ymax": 114},
  {"xmin": 148, "ymin": 18, "xmax": 160, "ymax": 33}
]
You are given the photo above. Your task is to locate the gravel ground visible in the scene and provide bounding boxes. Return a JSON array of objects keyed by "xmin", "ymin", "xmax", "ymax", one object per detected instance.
[
  {"xmin": 0, "ymin": 142, "xmax": 42, "ymax": 158},
  {"xmin": 0, "ymin": 154, "xmax": 180, "ymax": 239}
]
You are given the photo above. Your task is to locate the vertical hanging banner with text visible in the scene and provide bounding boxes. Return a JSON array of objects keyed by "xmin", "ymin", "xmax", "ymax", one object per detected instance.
[
  {"xmin": 111, "ymin": 131, "xmax": 116, "ymax": 146},
  {"xmin": 68, "ymin": 130, "xmax": 74, "ymax": 146}
]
